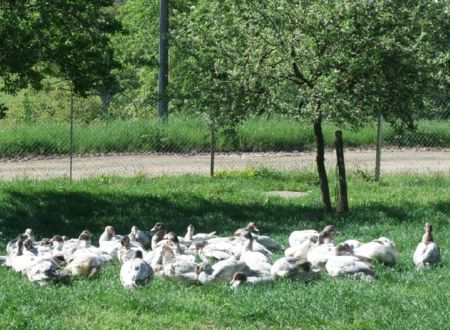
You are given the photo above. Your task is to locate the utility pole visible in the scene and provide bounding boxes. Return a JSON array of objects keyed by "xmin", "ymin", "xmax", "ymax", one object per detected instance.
[{"xmin": 158, "ymin": 0, "xmax": 169, "ymax": 121}]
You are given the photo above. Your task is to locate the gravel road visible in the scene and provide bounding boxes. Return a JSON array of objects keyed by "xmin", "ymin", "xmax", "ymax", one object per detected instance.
[{"xmin": 0, "ymin": 149, "xmax": 449, "ymax": 181}]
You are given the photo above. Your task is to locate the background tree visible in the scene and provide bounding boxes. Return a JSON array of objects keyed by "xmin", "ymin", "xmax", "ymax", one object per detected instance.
[
  {"xmin": 232, "ymin": 0, "xmax": 448, "ymax": 212},
  {"xmin": 0, "ymin": 0, "xmax": 120, "ymax": 97},
  {"xmin": 170, "ymin": 1, "xmax": 276, "ymax": 175}
]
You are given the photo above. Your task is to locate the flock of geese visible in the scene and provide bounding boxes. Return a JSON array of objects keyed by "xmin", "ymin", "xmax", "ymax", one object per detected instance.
[{"xmin": 0, "ymin": 221, "xmax": 441, "ymax": 289}]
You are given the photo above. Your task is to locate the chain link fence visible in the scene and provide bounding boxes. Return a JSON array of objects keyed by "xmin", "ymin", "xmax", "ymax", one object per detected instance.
[{"xmin": 0, "ymin": 96, "xmax": 449, "ymax": 181}]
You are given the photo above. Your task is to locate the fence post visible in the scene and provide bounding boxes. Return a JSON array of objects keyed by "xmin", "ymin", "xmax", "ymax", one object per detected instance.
[
  {"xmin": 70, "ymin": 94, "xmax": 74, "ymax": 182},
  {"xmin": 375, "ymin": 111, "xmax": 382, "ymax": 182}
]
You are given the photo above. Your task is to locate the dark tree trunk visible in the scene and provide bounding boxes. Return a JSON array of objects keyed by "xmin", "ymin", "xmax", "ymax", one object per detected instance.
[
  {"xmin": 314, "ymin": 114, "xmax": 332, "ymax": 213},
  {"xmin": 210, "ymin": 125, "xmax": 216, "ymax": 177},
  {"xmin": 335, "ymin": 130, "xmax": 349, "ymax": 213}
]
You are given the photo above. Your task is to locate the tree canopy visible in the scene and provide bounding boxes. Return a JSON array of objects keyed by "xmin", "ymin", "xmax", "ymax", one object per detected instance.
[{"xmin": 0, "ymin": 0, "xmax": 121, "ymax": 96}]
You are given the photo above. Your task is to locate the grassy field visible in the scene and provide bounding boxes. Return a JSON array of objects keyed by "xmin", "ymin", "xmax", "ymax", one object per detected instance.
[
  {"xmin": 0, "ymin": 116, "xmax": 449, "ymax": 157},
  {"xmin": 0, "ymin": 170, "xmax": 449, "ymax": 329}
]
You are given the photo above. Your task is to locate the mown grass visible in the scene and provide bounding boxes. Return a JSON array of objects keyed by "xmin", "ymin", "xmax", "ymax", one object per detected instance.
[
  {"xmin": 0, "ymin": 116, "xmax": 448, "ymax": 157},
  {"xmin": 0, "ymin": 170, "xmax": 449, "ymax": 329}
]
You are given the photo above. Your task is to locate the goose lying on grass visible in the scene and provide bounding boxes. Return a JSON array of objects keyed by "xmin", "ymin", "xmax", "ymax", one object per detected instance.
[
  {"xmin": 160, "ymin": 244, "xmax": 198, "ymax": 283},
  {"xmin": 65, "ymin": 232, "xmax": 113, "ymax": 278},
  {"xmin": 129, "ymin": 225, "xmax": 151, "ymax": 249},
  {"xmin": 235, "ymin": 222, "xmax": 284, "ymax": 251},
  {"xmin": 289, "ymin": 225, "xmax": 336, "ymax": 247},
  {"xmin": 196, "ymin": 255, "xmax": 250, "ymax": 284},
  {"xmin": 353, "ymin": 237, "xmax": 399, "ymax": 266},
  {"xmin": 413, "ymin": 222, "xmax": 440, "ymax": 269},
  {"xmin": 325, "ymin": 243, "xmax": 375, "ymax": 281},
  {"xmin": 284, "ymin": 236, "xmax": 317, "ymax": 260},
  {"xmin": 184, "ymin": 224, "xmax": 217, "ymax": 243},
  {"xmin": 26, "ymin": 259, "xmax": 70, "ymax": 286},
  {"xmin": 270, "ymin": 257, "xmax": 316, "ymax": 281},
  {"xmin": 99, "ymin": 226, "xmax": 122, "ymax": 257},
  {"xmin": 229, "ymin": 271, "xmax": 274, "ymax": 289},
  {"xmin": 118, "ymin": 235, "xmax": 145, "ymax": 263},
  {"xmin": 120, "ymin": 250, "xmax": 153, "ymax": 289},
  {"xmin": 238, "ymin": 231, "xmax": 273, "ymax": 277},
  {"xmin": 6, "ymin": 228, "xmax": 35, "ymax": 256}
]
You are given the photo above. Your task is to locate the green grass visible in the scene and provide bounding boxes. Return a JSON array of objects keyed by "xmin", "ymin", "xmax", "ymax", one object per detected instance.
[
  {"xmin": 0, "ymin": 170, "xmax": 449, "ymax": 329},
  {"xmin": 0, "ymin": 116, "xmax": 448, "ymax": 157}
]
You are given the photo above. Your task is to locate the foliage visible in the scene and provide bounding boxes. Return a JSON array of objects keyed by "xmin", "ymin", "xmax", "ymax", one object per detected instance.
[{"xmin": 0, "ymin": 0, "xmax": 121, "ymax": 96}]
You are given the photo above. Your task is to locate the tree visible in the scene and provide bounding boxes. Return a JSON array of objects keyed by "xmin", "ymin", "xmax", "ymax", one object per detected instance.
[
  {"xmin": 233, "ymin": 0, "xmax": 448, "ymax": 212},
  {"xmin": 170, "ymin": 1, "xmax": 275, "ymax": 175},
  {"xmin": 113, "ymin": 0, "xmax": 197, "ymax": 118},
  {"xmin": 0, "ymin": 0, "xmax": 121, "ymax": 97}
]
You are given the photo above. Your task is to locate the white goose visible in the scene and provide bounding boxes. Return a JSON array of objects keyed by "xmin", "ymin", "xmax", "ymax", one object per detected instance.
[
  {"xmin": 129, "ymin": 225, "xmax": 151, "ymax": 249},
  {"xmin": 235, "ymin": 222, "xmax": 283, "ymax": 252},
  {"xmin": 26, "ymin": 259, "xmax": 70, "ymax": 286},
  {"xmin": 307, "ymin": 235, "xmax": 336, "ymax": 271},
  {"xmin": 6, "ymin": 228, "xmax": 35, "ymax": 255},
  {"xmin": 184, "ymin": 224, "xmax": 217, "ymax": 243},
  {"xmin": 238, "ymin": 231, "xmax": 273, "ymax": 277},
  {"xmin": 413, "ymin": 222, "xmax": 441, "ymax": 269},
  {"xmin": 289, "ymin": 224, "xmax": 336, "ymax": 247},
  {"xmin": 196, "ymin": 255, "xmax": 250, "ymax": 284},
  {"xmin": 160, "ymin": 244, "xmax": 198, "ymax": 283},
  {"xmin": 270, "ymin": 257, "xmax": 314, "ymax": 281},
  {"xmin": 354, "ymin": 237, "xmax": 399, "ymax": 266},
  {"xmin": 118, "ymin": 235, "xmax": 145, "ymax": 264},
  {"xmin": 325, "ymin": 243, "xmax": 375, "ymax": 281},
  {"xmin": 7, "ymin": 238, "xmax": 41, "ymax": 274},
  {"xmin": 65, "ymin": 232, "xmax": 113, "ymax": 277},
  {"xmin": 120, "ymin": 250, "xmax": 153, "ymax": 289},
  {"xmin": 99, "ymin": 226, "xmax": 122, "ymax": 258},
  {"xmin": 149, "ymin": 222, "xmax": 169, "ymax": 250},
  {"xmin": 229, "ymin": 272, "xmax": 274, "ymax": 289},
  {"xmin": 284, "ymin": 236, "xmax": 317, "ymax": 260}
]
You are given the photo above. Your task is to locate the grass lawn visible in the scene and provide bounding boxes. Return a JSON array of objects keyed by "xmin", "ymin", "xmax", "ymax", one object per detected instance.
[
  {"xmin": 0, "ymin": 170, "xmax": 449, "ymax": 329},
  {"xmin": 0, "ymin": 117, "xmax": 449, "ymax": 157}
]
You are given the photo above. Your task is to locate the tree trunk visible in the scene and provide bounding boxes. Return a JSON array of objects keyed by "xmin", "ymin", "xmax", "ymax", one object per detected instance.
[
  {"xmin": 210, "ymin": 125, "xmax": 216, "ymax": 177},
  {"xmin": 314, "ymin": 114, "xmax": 332, "ymax": 213},
  {"xmin": 335, "ymin": 130, "xmax": 349, "ymax": 213}
]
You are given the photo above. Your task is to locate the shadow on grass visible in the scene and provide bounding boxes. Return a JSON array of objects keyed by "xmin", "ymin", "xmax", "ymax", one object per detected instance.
[{"xmin": 0, "ymin": 187, "xmax": 446, "ymax": 244}]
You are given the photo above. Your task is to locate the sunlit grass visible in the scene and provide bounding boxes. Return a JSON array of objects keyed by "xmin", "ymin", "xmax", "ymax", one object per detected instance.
[
  {"xmin": 0, "ymin": 117, "xmax": 448, "ymax": 157},
  {"xmin": 0, "ymin": 171, "xmax": 449, "ymax": 329}
]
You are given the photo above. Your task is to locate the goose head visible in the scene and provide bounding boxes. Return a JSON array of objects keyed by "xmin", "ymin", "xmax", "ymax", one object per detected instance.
[
  {"xmin": 129, "ymin": 226, "xmax": 138, "ymax": 240},
  {"xmin": 230, "ymin": 272, "xmax": 247, "ymax": 289},
  {"xmin": 23, "ymin": 238, "xmax": 34, "ymax": 252},
  {"xmin": 422, "ymin": 222, "xmax": 434, "ymax": 242},
  {"xmin": 150, "ymin": 222, "xmax": 167, "ymax": 234},
  {"xmin": 134, "ymin": 250, "xmax": 144, "ymax": 260},
  {"xmin": 318, "ymin": 225, "xmax": 336, "ymax": 244},
  {"xmin": 105, "ymin": 226, "xmax": 116, "ymax": 237},
  {"xmin": 51, "ymin": 235, "xmax": 64, "ymax": 251},
  {"xmin": 120, "ymin": 235, "xmax": 131, "ymax": 248},
  {"xmin": 23, "ymin": 228, "xmax": 35, "ymax": 242},
  {"xmin": 78, "ymin": 231, "xmax": 92, "ymax": 248},
  {"xmin": 234, "ymin": 222, "xmax": 259, "ymax": 236},
  {"xmin": 335, "ymin": 243, "xmax": 353, "ymax": 256}
]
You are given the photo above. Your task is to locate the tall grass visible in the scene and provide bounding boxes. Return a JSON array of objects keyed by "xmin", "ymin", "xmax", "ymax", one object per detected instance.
[
  {"xmin": 0, "ymin": 171, "xmax": 448, "ymax": 329},
  {"xmin": 0, "ymin": 116, "xmax": 448, "ymax": 157}
]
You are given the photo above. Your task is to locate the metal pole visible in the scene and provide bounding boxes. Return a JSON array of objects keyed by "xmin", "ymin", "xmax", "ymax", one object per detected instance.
[
  {"xmin": 158, "ymin": 0, "xmax": 169, "ymax": 121},
  {"xmin": 375, "ymin": 111, "xmax": 382, "ymax": 182},
  {"xmin": 70, "ymin": 94, "xmax": 74, "ymax": 182}
]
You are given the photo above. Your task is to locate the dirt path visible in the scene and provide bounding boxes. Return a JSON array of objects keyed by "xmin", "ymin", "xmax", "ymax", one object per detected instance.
[{"xmin": 0, "ymin": 149, "xmax": 449, "ymax": 181}]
